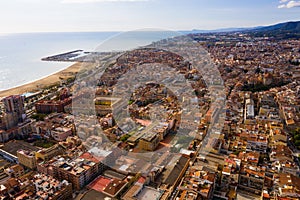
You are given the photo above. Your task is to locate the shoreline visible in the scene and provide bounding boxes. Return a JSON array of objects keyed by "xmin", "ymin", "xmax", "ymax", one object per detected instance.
[{"xmin": 0, "ymin": 62, "xmax": 82, "ymax": 98}]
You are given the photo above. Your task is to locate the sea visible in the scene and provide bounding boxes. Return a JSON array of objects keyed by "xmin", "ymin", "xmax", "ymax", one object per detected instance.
[{"xmin": 0, "ymin": 31, "xmax": 180, "ymax": 91}]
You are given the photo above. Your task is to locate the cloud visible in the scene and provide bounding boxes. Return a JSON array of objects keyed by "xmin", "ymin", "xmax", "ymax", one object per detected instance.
[
  {"xmin": 62, "ymin": 0, "xmax": 148, "ymax": 3},
  {"xmin": 278, "ymin": 0, "xmax": 300, "ymax": 8}
]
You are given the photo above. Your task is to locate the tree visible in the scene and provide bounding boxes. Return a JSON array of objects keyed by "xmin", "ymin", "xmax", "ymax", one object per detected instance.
[{"xmin": 120, "ymin": 134, "xmax": 130, "ymax": 142}]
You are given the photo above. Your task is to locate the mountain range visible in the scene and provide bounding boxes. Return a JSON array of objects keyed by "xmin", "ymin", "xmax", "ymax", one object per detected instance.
[
  {"xmin": 249, "ymin": 21, "xmax": 300, "ymax": 38},
  {"xmin": 182, "ymin": 21, "xmax": 300, "ymax": 38}
]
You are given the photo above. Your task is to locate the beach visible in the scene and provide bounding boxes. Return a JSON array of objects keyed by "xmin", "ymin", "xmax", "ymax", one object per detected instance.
[{"xmin": 0, "ymin": 62, "xmax": 81, "ymax": 98}]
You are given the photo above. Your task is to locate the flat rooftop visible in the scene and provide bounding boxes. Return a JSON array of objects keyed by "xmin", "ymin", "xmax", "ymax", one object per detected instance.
[
  {"xmin": 0, "ymin": 140, "xmax": 39, "ymax": 156},
  {"xmin": 103, "ymin": 170, "xmax": 127, "ymax": 180},
  {"xmin": 80, "ymin": 189, "xmax": 117, "ymax": 200},
  {"xmin": 0, "ymin": 159, "xmax": 10, "ymax": 168},
  {"xmin": 127, "ymin": 121, "xmax": 160, "ymax": 143},
  {"xmin": 88, "ymin": 176, "xmax": 111, "ymax": 193},
  {"xmin": 137, "ymin": 187, "xmax": 164, "ymax": 200}
]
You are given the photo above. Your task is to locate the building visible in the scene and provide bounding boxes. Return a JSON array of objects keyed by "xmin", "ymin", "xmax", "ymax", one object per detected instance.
[
  {"xmin": 135, "ymin": 187, "xmax": 164, "ymax": 200},
  {"xmin": 0, "ymin": 130, "xmax": 9, "ymax": 143},
  {"xmin": 37, "ymin": 153, "xmax": 108, "ymax": 190},
  {"xmin": 35, "ymin": 144, "xmax": 64, "ymax": 162},
  {"xmin": 2, "ymin": 95, "xmax": 25, "ymax": 121},
  {"xmin": 90, "ymin": 176, "xmax": 128, "ymax": 198},
  {"xmin": 59, "ymin": 88, "xmax": 71, "ymax": 100},
  {"xmin": 272, "ymin": 173, "xmax": 300, "ymax": 199},
  {"xmin": 205, "ymin": 106, "xmax": 220, "ymax": 124},
  {"xmin": 2, "ymin": 95, "xmax": 24, "ymax": 114},
  {"xmin": 238, "ymin": 165, "xmax": 265, "ymax": 195},
  {"xmin": 176, "ymin": 166, "xmax": 217, "ymax": 200},
  {"xmin": 34, "ymin": 113, "xmax": 75, "ymax": 141},
  {"xmin": 5, "ymin": 164, "xmax": 25, "ymax": 178},
  {"xmin": 269, "ymin": 128, "xmax": 287, "ymax": 147},
  {"xmin": 51, "ymin": 127, "xmax": 73, "ymax": 142},
  {"xmin": 1, "ymin": 95, "xmax": 25, "ymax": 130},
  {"xmin": 0, "ymin": 140, "xmax": 39, "ymax": 163},
  {"xmin": 35, "ymin": 98, "xmax": 72, "ymax": 114},
  {"xmin": 17, "ymin": 149, "xmax": 37, "ymax": 169},
  {"xmin": 0, "ymin": 120, "xmax": 34, "ymax": 143},
  {"xmin": 244, "ymin": 98, "xmax": 255, "ymax": 123},
  {"xmin": 270, "ymin": 145, "xmax": 299, "ymax": 176},
  {"xmin": 244, "ymin": 133, "xmax": 268, "ymax": 153},
  {"xmin": 0, "ymin": 177, "xmax": 27, "ymax": 199},
  {"xmin": 138, "ymin": 132, "xmax": 160, "ymax": 151},
  {"xmin": 0, "ymin": 148, "xmax": 18, "ymax": 163},
  {"xmin": 122, "ymin": 177, "xmax": 147, "ymax": 200},
  {"xmin": 32, "ymin": 173, "xmax": 73, "ymax": 200},
  {"xmin": 94, "ymin": 96, "xmax": 123, "ymax": 116},
  {"xmin": 238, "ymin": 151, "xmax": 260, "ymax": 166},
  {"xmin": 214, "ymin": 157, "xmax": 239, "ymax": 200},
  {"xmin": 205, "ymin": 137, "xmax": 223, "ymax": 154},
  {"xmin": 160, "ymin": 154, "xmax": 190, "ymax": 196},
  {"xmin": 80, "ymin": 190, "xmax": 118, "ymax": 200},
  {"xmin": 0, "ymin": 96, "xmax": 34, "ymax": 143}
]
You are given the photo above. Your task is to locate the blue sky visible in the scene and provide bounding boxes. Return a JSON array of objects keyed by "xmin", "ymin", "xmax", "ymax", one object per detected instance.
[{"xmin": 0, "ymin": 0, "xmax": 299, "ymax": 33}]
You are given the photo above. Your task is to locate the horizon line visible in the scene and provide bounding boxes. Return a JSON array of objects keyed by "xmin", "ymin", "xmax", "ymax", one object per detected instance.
[{"xmin": 1, "ymin": 19, "xmax": 299, "ymax": 35}]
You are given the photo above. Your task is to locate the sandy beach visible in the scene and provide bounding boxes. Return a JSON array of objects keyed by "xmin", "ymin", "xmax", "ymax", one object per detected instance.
[{"xmin": 0, "ymin": 62, "xmax": 82, "ymax": 98}]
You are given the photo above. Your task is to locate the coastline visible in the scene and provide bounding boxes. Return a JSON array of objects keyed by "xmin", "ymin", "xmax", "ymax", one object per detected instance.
[{"xmin": 0, "ymin": 62, "xmax": 81, "ymax": 98}]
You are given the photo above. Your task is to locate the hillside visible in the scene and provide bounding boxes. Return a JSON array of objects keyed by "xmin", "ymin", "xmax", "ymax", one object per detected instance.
[{"xmin": 249, "ymin": 21, "xmax": 300, "ymax": 39}]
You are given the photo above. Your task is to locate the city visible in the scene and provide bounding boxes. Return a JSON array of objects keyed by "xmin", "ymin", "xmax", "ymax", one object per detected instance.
[{"xmin": 0, "ymin": 21, "xmax": 299, "ymax": 200}]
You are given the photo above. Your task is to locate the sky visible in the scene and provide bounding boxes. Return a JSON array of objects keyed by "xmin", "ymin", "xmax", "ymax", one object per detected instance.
[{"xmin": 0, "ymin": 0, "xmax": 299, "ymax": 33}]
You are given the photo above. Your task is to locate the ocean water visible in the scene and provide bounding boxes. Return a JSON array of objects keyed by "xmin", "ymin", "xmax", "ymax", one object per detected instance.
[{"xmin": 0, "ymin": 31, "xmax": 179, "ymax": 91}]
